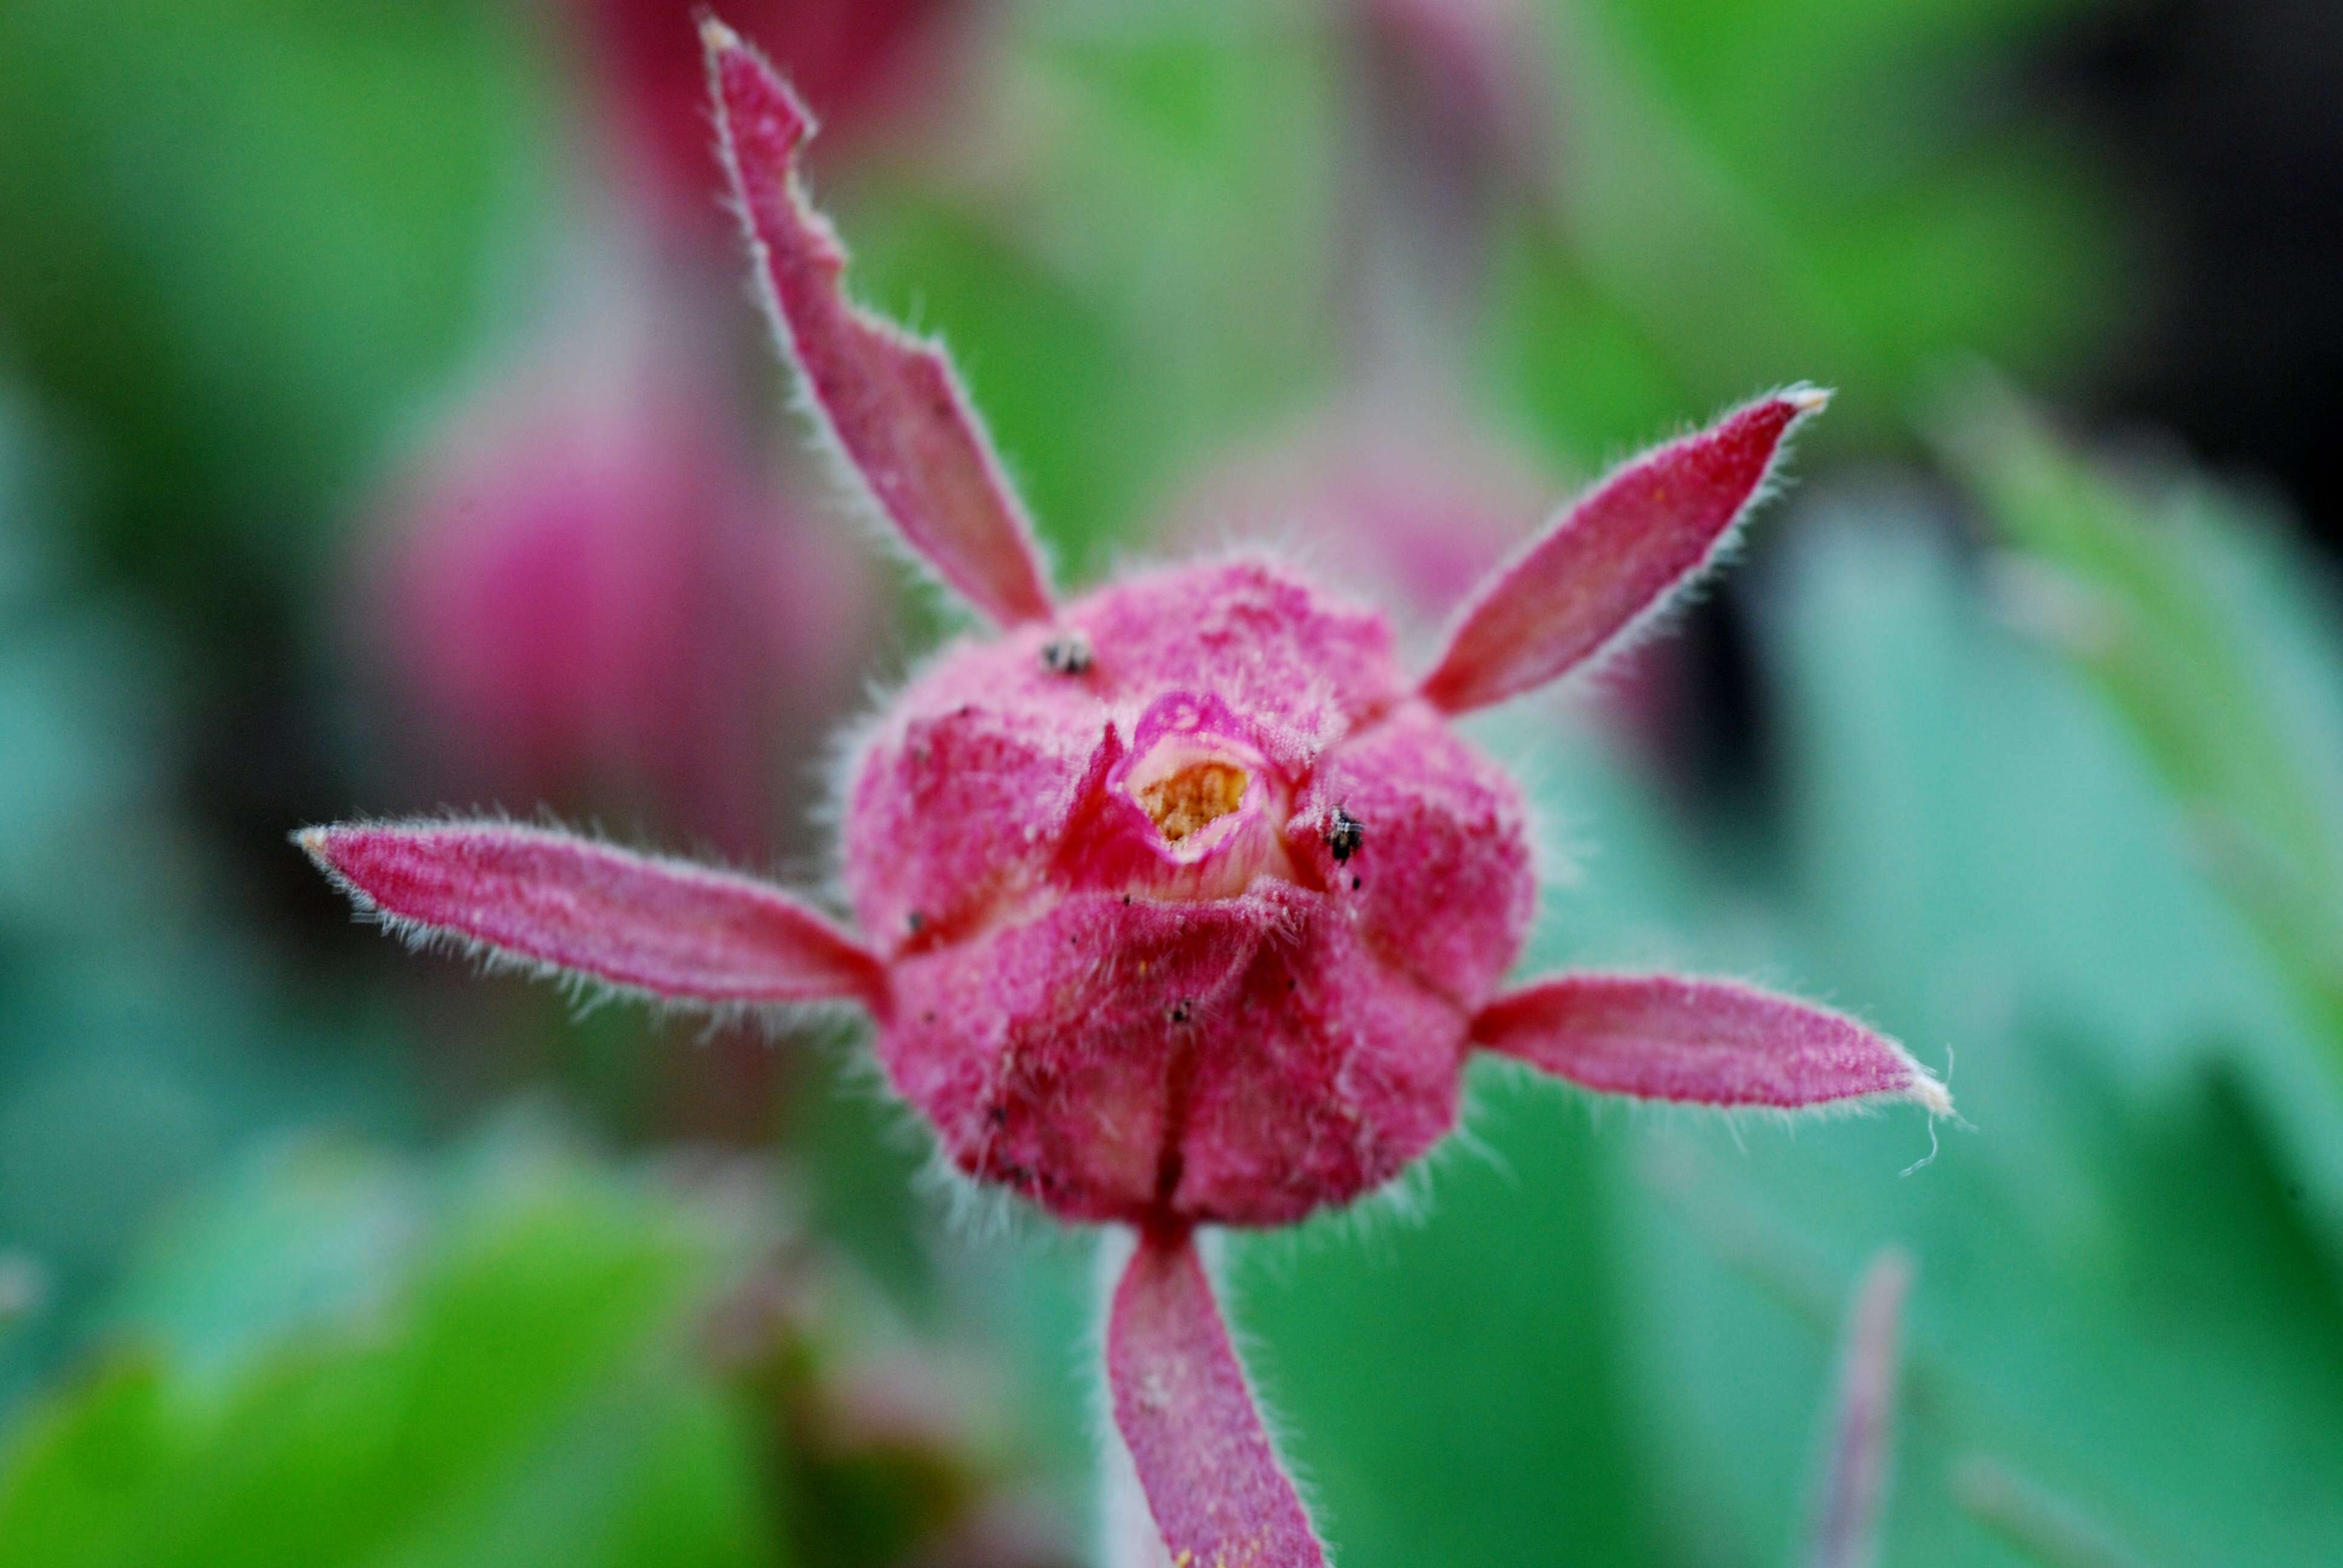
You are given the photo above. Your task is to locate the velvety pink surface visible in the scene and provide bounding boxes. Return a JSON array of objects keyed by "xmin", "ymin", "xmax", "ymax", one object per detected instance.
[
  {"xmin": 850, "ymin": 560, "xmax": 1525, "ymax": 1224},
  {"xmin": 1291, "ymin": 704, "xmax": 1535, "ymax": 1007},
  {"xmin": 1472, "ymin": 972, "xmax": 1950, "ymax": 1112},
  {"xmin": 884, "ymin": 886, "xmax": 1467, "ymax": 1224},
  {"xmin": 301, "ymin": 822, "xmax": 882, "ymax": 1006},
  {"xmin": 842, "ymin": 559, "xmax": 1410, "ymax": 947},
  {"xmin": 1076, "ymin": 562, "xmax": 1398, "ymax": 763},
  {"xmin": 707, "ymin": 24, "xmax": 1054, "ymax": 629},
  {"xmin": 1421, "ymin": 390, "xmax": 1826, "ymax": 713},
  {"xmin": 1108, "ymin": 1231, "xmax": 1329, "ymax": 1568}
]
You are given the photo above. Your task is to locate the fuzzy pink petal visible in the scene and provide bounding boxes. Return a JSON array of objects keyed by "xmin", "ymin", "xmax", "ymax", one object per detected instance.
[
  {"xmin": 1107, "ymin": 1229, "xmax": 1329, "ymax": 1568},
  {"xmin": 299, "ymin": 820, "xmax": 883, "ymax": 1007},
  {"xmin": 1421, "ymin": 388, "xmax": 1827, "ymax": 713},
  {"xmin": 704, "ymin": 19, "xmax": 1054, "ymax": 628},
  {"xmin": 1810, "ymin": 1249, "xmax": 1914, "ymax": 1568},
  {"xmin": 1472, "ymin": 973, "xmax": 1951, "ymax": 1114}
]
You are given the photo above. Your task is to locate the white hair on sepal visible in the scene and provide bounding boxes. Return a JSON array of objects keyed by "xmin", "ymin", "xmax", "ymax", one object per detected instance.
[
  {"xmin": 915, "ymin": 1138, "xmax": 1066, "ymax": 1250},
  {"xmin": 1235, "ymin": 1111, "xmax": 1479, "ymax": 1289},
  {"xmin": 1084, "ymin": 531, "xmax": 1386, "ymax": 631},
  {"xmin": 1309, "ymin": 1153, "xmax": 1441, "ymax": 1267},
  {"xmin": 1429, "ymin": 385, "xmax": 1827, "ymax": 713},
  {"xmin": 1086, "ymin": 1226, "xmax": 1196, "ymax": 1568},
  {"xmin": 1458, "ymin": 699, "xmax": 1587, "ymax": 907},
  {"xmin": 1489, "ymin": 1047, "xmax": 1954, "ymax": 1155},
  {"xmin": 352, "ymin": 893, "xmax": 867, "ymax": 1046},
  {"xmin": 804, "ymin": 1040, "xmax": 1087, "ymax": 1270},
  {"xmin": 714, "ymin": 106, "xmax": 917, "ymax": 599},
  {"xmin": 1193, "ymin": 1228, "xmax": 1337, "ymax": 1540},
  {"xmin": 1555, "ymin": 384, "xmax": 1829, "ymax": 694},
  {"xmin": 300, "ymin": 803, "xmax": 862, "ymax": 920},
  {"xmin": 1443, "ymin": 1062, "xmax": 1519, "ymax": 1188},
  {"xmin": 1080, "ymin": 1219, "xmax": 1336, "ymax": 1561},
  {"xmin": 293, "ymin": 813, "xmax": 873, "ymax": 1039},
  {"xmin": 708, "ymin": 34, "xmax": 1055, "ymax": 636},
  {"xmin": 1472, "ymin": 952, "xmax": 1958, "ymax": 1138}
]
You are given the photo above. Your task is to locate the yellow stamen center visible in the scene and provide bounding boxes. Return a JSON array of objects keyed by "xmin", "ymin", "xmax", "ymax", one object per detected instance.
[{"xmin": 1135, "ymin": 761, "xmax": 1248, "ymax": 843}]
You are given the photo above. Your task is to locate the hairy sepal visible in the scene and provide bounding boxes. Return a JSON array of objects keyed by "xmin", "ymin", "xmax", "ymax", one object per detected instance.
[
  {"xmin": 1472, "ymin": 972, "xmax": 1951, "ymax": 1116},
  {"xmin": 1106, "ymin": 1227, "xmax": 1329, "ymax": 1568},
  {"xmin": 1421, "ymin": 388, "xmax": 1828, "ymax": 713},
  {"xmin": 704, "ymin": 18, "xmax": 1055, "ymax": 629},
  {"xmin": 299, "ymin": 819, "xmax": 885, "ymax": 1010}
]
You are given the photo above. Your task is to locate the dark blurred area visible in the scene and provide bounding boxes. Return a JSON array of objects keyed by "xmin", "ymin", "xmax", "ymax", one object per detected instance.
[{"xmin": 2058, "ymin": 0, "xmax": 2343, "ymax": 534}]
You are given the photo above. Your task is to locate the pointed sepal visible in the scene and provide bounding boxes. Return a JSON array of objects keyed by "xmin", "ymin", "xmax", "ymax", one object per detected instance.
[
  {"xmin": 299, "ymin": 820, "xmax": 885, "ymax": 1009},
  {"xmin": 1473, "ymin": 972, "xmax": 1950, "ymax": 1116},
  {"xmin": 703, "ymin": 18, "xmax": 1055, "ymax": 628},
  {"xmin": 1106, "ymin": 1227, "xmax": 1329, "ymax": 1568},
  {"xmin": 1421, "ymin": 388, "xmax": 1827, "ymax": 713}
]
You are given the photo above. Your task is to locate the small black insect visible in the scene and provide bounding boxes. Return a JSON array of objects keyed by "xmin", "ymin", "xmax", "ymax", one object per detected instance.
[
  {"xmin": 905, "ymin": 910, "xmax": 928, "ymax": 934},
  {"xmin": 1326, "ymin": 807, "xmax": 1365, "ymax": 863},
  {"xmin": 1169, "ymin": 999, "xmax": 1193, "ymax": 1024},
  {"xmin": 1040, "ymin": 630, "xmax": 1094, "ymax": 675}
]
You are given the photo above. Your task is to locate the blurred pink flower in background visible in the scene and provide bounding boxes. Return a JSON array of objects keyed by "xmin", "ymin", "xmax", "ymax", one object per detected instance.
[
  {"xmin": 565, "ymin": 0, "xmax": 971, "ymax": 227},
  {"xmin": 356, "ymin": 337, "xmax": 874, "ymax": 861},
  {"xmin": 1158, "ymin": 401, "xmax": 1547, "ymax": 631},
  {"xmin": 1335, "ymin": 0, "xmax": 1557, "ymax": 364},
  {"xmin": 1347, "ymin": 0, "xmax": 1555, "ymax": 222}
]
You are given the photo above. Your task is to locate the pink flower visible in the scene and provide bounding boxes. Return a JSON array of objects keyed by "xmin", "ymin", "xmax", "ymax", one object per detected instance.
[
  {"xmin": 356, "ymin": 339, "xmax": 868, "ymax": 858},
  {"xmin": 303, "ymin": 25, "xmax": 1952, "ymax": 1566}
]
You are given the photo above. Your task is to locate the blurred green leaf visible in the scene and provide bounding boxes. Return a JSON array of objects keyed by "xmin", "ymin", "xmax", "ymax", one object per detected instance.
[
  {"xmin": 1594, "ymin": 506, "xmax": 2343, "ymax": 1567},
  {"xmin": 0, "ymin": 394, "xmax": 416, "ymax": 1406},
  {"xmin": 0, "ymin": 0, "xmax": 542, "ymax": 612},
  {"xmin": 1626, "ymin": 1046, "xmax": 2343, "ymax": 1568},
  {"xmin": 1484, "ymin": 0, "xmax": 2132, "ymax": 466},
  {"xmin": 99, "ymin": 1140, "xmax": 425, "ymax": 1384},
  {"xmin": 0, "ymin": 1126, "xmax": 783, "ymax": 1568},
  {"xmin": 1939, "ymin": 384, "xmax": 2343, "ymax": 1066},
  {"xmin": 1231, "ymin": 1076, "xmax": 1660, "ymax": 1568}
]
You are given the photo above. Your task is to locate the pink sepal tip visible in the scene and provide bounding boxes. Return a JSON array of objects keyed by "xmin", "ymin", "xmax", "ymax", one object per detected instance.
[
  {"xmin": 298, "ymin": 820, "xmax": 886, "ymax": 1009},
  {"xmin": 704, "ymin": 19, "xmax": 1055, "ymax": 629},
  {"xmin": 1107, "ymin": 1229, "xmax": 1329, "ymax": 1568},
  {"xmin": 1473, "ymin": 972, "xmax": 1952, "ymax": 1116},
  {"xmin": 1421, "ymin": 388, "xmax": 1828, "ymax": 713}
]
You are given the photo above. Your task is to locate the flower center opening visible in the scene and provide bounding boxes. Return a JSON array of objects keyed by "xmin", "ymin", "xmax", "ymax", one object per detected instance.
[{"xmin": 1135, "ymin": 761, "xmax": 1249, "ymax": 843}]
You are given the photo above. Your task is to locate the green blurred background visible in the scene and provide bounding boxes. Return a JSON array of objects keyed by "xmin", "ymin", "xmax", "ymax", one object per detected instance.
[{"xmin": 2, "ymin": 1, "xmax": 2340, "ymax": 1563}]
